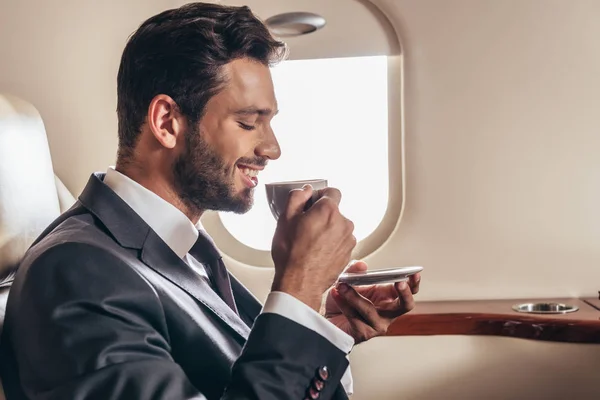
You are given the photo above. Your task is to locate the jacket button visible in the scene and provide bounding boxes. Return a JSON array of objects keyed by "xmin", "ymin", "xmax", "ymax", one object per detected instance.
[
  {"xmin": 312, "ymin": 378, "xmax": 324, "ymax": 391},
  {"xmin": 308, "ymin": 387, "xmax": 320, "ymax": 399},
  {"xmin": 317, "ymin": 366, "xmax": 329, "ymax": 381}
]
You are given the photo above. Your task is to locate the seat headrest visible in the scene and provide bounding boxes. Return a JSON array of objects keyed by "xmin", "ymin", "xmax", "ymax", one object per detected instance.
[
  {"xmin": 55, "ymin": 174, "xmax": 76, "ymax": 214},
  {"xmin": 0, "ymin": 94, "xmax": 61, "ymax": 282}
]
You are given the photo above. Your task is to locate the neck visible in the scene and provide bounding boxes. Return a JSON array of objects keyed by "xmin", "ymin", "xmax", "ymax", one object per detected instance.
[{"xmin": 115, "ymin": 160, "xmax": 204, "ymax": 224}]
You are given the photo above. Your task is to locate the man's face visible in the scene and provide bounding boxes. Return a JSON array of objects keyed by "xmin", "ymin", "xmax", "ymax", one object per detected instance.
[{"xmin": 173, "ymin": 58, "xmax": 281, "ymax": 214}]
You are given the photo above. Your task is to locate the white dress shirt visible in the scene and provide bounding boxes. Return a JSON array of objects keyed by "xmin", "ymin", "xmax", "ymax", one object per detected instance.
[{"xmin": 103, "ymin": 167, "xmax": 354, "ymax": 395}]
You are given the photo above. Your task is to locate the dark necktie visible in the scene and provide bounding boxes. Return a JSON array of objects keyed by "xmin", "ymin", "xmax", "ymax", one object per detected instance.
[{"xmin": 189, "ymin": 229, "xmax": 239, "ymax": 315}]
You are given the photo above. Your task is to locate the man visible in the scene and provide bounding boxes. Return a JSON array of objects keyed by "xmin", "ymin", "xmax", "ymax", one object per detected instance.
[{"xmin": 0, "ymin": 3, "xmax": 420, "ymax": 399}]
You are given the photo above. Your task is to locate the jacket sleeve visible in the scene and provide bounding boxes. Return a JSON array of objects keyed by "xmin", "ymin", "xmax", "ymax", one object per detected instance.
[{"xmin": 5, "ymin": 242, "xmax": 349, "ymax": 400}]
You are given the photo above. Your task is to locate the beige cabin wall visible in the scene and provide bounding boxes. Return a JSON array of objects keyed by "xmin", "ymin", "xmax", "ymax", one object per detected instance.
[
  {"xmin": 365, "ymin": 0, "xmax": 600, "ymax": 301},
  {"xmin": 0, "ymin": 0, "xmax": 171, "ymax": 195},
  {"xmin": 349, "ymin": 335, "xmax": 600, "ymax": 400}
]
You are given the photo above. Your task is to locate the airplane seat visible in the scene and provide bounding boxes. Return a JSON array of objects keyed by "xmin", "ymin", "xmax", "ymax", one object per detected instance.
[{"xmin": 0, "ymin": 93, "xmax": 76, "ymax": 399}]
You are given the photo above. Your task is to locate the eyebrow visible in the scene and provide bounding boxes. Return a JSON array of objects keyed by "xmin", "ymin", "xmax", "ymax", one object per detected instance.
[{"xmin": 233, "ymin": 107, "xmax": 279, "ymax": 117}]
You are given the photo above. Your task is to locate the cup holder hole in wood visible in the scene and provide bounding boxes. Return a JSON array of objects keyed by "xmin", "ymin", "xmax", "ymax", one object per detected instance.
[{"xmin": 512, "ymin": 302, "xmax": 579, "ymax": 314}]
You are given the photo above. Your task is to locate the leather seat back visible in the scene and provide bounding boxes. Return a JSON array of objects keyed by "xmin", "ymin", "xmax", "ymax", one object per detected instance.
[{"xmin": 0, "ymin": 93, "xmax": 75, "ymax": 399}]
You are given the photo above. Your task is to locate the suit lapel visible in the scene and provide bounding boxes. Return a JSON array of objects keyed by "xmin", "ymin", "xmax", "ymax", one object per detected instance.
[
  {"xmin": 140, "ymin": 229, "xmax": 250, "ymax": 340},
  {"xmin": 78, "ymin": 173, "xmax": 250, "ymax": 341},
  {"xmin": 229, "ymin": 273, "xmax": 262, "ymax": 323}
]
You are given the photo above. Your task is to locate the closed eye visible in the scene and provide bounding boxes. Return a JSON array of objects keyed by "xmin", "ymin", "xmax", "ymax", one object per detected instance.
[{"xmin": 238, "ymin": 122, "xmax": 256, "ymax": 131}]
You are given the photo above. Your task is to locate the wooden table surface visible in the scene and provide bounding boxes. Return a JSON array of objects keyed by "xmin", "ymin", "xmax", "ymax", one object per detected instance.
[
  {"xmin": 387, "ymin": 298, "xmax": 600, "ymax": 343},
  {"xmin": 583, "ymin": 296, "xmax": 600, "ymax": 311}
]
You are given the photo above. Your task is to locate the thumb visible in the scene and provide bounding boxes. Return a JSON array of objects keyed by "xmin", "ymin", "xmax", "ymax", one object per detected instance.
[
  {"xmin": 344, "ymin": 260, "xmax": 368, "ymax": 274},
  {"xmin": 284, "ymin": 185, "xmax": 314, "ymax": 220}
]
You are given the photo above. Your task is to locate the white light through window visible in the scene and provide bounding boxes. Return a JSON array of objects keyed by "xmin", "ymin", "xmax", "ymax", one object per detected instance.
[{"xmin": 220, "ymin": 55, "xmax": 389, "ymax": 251}]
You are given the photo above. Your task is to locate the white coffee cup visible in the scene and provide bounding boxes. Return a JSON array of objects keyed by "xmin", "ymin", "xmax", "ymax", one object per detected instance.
[{"xmin": 264, "ymin": 179, "xmax": 328, "ymax": 220}]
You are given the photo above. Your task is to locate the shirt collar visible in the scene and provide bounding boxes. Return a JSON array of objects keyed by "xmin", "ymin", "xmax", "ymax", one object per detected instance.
[{"xmin": 104, "ymin": 167, "xmax": 199, "ymax": 258}]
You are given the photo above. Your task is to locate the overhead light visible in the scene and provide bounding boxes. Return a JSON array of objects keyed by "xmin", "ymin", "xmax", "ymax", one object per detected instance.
[{"xmin": 265, "ymin": 12, "xmax": 326, "ymax": 37}]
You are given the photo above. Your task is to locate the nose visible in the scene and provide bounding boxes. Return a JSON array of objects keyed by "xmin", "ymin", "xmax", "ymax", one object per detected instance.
[{"xmin": 255, "ymin": 126, "xmax": 281, "ymax": 160}]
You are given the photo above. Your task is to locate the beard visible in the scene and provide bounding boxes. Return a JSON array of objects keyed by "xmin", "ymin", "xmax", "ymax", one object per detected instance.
[{"xmin": 172, "ymin": 124, "xmax": 265, "ymax": 215}]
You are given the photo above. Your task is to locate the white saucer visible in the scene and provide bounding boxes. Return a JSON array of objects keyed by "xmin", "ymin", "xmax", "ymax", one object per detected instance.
[{"xmin": 337, "ymin": 266, "xmax": 423, "ymax": 286}]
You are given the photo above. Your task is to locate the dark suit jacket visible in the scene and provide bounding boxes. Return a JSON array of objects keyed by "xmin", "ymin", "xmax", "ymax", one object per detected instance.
[{"xmin": 0, "ymin": 173, "xmax": 349, "ymax": 400}]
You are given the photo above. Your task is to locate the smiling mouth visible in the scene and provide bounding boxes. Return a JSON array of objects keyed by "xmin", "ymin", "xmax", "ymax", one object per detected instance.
[
  {"xmin": 237, "ymin": 165, "xmax": 263, "ymax": 188},
  {"xmin": 239, "ymin": 167, "xmax": 260, "ymax": 178}
]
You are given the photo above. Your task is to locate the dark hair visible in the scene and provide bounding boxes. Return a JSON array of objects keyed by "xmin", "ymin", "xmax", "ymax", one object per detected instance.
[{"xmin": 116, "ymin": 2, "xmax": 287, "ymax": 161}]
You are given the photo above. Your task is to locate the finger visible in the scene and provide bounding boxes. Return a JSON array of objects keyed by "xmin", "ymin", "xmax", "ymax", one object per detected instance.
[
  {"xmin": 343, "ymin": 260, "xmax": 368, "ymax": 274},
  {"xmin": 354, "ymin": 283, "xmax": 397, "ymax": 301},
  {"xmin": 331, "ymin": 289, "xmax": 381, "ymax": 342},
  {"xmin": 324, "ymin": 288, "xmax": 342, "ymax": 316},
  {"xmin": 330, "ymin": 287, "xmax": 363, "ymax": 320},
  {"xmin": 395, "ymin": 280, "xmax": 415, "ymax": 308},
  {"xmin": 336, "ymin": 283, "xmax": 390, "ymax": 334},
  {"xmin": 408, "ymin": 272, "xmax": 421, "ymax": 294},
  {"xmin": 284, "ymin": 185, "xmax": 314, "ymax": 220},
  {"xmin": 377, "ymin": 281, "xmax": 415, "ymax": 319},
  {"xmin": 314, "ymin": 187, "xmax": 342, "ymax": 206}
]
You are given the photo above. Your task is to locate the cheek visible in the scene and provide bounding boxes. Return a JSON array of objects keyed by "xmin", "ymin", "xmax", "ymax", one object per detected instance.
[
  {"xmin": 216, "ymin": 127, "xmax": 258, "ymax": 163},
  {"xmin": 200, "ymin": 119, "xmax": 259, "ymax": 166}
]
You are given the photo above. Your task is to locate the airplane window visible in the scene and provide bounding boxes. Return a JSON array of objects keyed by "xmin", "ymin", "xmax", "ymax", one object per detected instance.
[{"xmin": 219, "ymin": 55, "xmax": 389, "ymax": 251}]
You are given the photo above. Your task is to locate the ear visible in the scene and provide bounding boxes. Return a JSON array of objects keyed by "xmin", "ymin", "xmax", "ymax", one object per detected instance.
[{"xmin": 147, "ymin": 94, "xmax": 186, "ymax": 149}]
